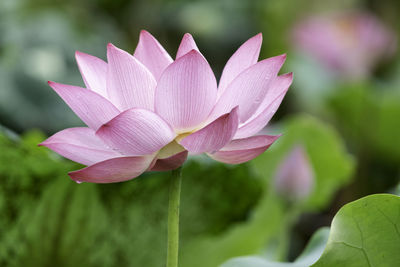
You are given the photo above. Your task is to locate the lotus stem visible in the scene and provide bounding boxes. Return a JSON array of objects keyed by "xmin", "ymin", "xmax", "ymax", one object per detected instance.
[{"xmin": 167, "ymin": 166, "xmax": 182, "ymax": 267}]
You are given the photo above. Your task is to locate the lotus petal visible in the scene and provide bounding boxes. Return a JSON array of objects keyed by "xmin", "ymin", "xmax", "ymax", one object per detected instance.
[
  {"xmin": 134, "ymin": 30, "xmax": 173, "ymax": 80},
  {"xmin": 218, "ymin": 33, "xmax": 262, "ymax": 97},
  {"xmin": 180, "ymin": 107, "xmax": 239, "ymax": 154},
  {"xmin": 96, "ymin": 108, "xmax": 176, "ymax": 156},
  {"xmin": 75, "ymin": 51, "xmax": 108, "ymax": 98},
  {"xmin": 48, "ymin": 81, "xmax": 120, "ymax": 130},
  {"xmin": 39, "ymin": 127, "xmax": 119, "ymax": 165},
  {"xmin": 155, "ymin": 50, "xmax": 217, "ymax": 133},
  {"xmin": 69, "ymin": 155, "xmax": 154, "ymax": 183},
  {"xmin": 107, "ymin": 43, "xmax": 157, "ymax": 111},
  {"xmin": 210, "ymin": 54, "xmax": 286, "ymax": 123},
  {"xmin": 208, "ymin": 135, "xmax": 280, "ymax": 164}
]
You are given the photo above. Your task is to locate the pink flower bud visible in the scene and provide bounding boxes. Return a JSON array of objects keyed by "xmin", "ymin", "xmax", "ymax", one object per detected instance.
[{"xmin": 274, "ymin": 145, "xmax": 314, "ymax": 200}]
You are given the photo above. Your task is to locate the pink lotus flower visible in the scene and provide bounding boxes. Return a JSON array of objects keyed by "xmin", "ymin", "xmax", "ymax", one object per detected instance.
[
  {"xmin": 39, "ymin": 31, "xmax": 292, "ymax": 183},
  {"xmin": 292, "ymin": 12, "xmax": 397, "ymax": 79}
]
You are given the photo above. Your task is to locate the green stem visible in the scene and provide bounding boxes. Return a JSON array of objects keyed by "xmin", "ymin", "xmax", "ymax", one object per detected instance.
[{"xmin": 167, "ymin": 167, "xmax": 182, "ymax": 267}]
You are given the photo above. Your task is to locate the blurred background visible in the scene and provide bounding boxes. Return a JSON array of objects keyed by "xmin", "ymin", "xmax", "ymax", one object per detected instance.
[{"xmin": 0, "ymin": 0, "xmax": 399, "ymax": 266}]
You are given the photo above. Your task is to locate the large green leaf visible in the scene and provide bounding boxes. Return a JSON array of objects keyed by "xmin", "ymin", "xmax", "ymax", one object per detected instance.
[
  {"xmin": 221, "ymin": 194, "xmax": 400, "ymax": 267},
  {"xmin": 312, "ymin": 194, "xmax": 400, "ymax": 266}
]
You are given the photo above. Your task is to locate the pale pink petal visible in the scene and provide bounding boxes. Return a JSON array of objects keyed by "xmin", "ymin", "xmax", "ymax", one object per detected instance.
[
  {"xmin": 234, "ymin": 73, "xmax": 292, "ymax": 139},
  {"xmin": 155, "ymin": 50, "xmax": 217, "ymax": 133},
  {"xmin": 96, "ymin": 108, "xmax": 176, "ymax": 156},
  {"xmin": 150, "ymin": 151, "xmax": 188, "ymax": 171},
  {"xmin": 39, "ymin": 127, "xmax": 120, "ymax": 165},
  {"xmin": 179, "ymin": 107, "xmax": 239, "ymax": 154},
  {"xmin": 133, "ymin": 30, "xmax": 173, "ymax": 80},
  {"xmin": 107, "ymin": 43, "xmax": 157, "ymax": 111},
  {"xmin": 209, "ymin": 54, "xmax": 286, "ymax": 124},
  {"xmin": 69, "ymin": 155, "xmax": 154, "ymax": 183},
  {"xmin": 176, "ymin": 33, "xmax": 200, "ymax": 59},
  {"xmin": 75, "ymin": 51, "xmax": 108, "ymax": 98},
  {"xmin": 207, "ymin": 135, "xmax": 280, "ymax": 164},
  {"xmin": 218, "ymin": 33, "xmax": 262, "ymax": 97},
  {"xmin": 48, "ymin": 81, "xmax": 120, "ymax": 130}
]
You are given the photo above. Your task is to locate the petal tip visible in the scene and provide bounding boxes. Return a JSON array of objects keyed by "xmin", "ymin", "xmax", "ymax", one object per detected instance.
[
  {"xmin": 183, "ymin": 33, "xmax": 194, "ymax": 39},
  {"xmin": 68, "ymin": 171, "xmax": 83, "ymax": 183},
  {"xmin": 254, "ymin": 32, "xmax": 263, "ymax": 40},
  {"xmin": 107, "ymin": 43, "xmax": 116, "ymax": 50}
]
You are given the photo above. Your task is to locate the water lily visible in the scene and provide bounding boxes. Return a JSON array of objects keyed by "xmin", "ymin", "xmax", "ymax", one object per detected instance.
[{"xmin": 39, "ymin": 30, "xmax": 292, "ymax": 183}]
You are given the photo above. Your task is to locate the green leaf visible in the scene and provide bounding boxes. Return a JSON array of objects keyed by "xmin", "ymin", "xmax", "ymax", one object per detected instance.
[
  {"xmin": 220, "ymin": 227, "xmax": 329, "ymax": 267},
  {"xmin": 221, "ymin": 194, "xmax": 400, "ymax": 267},
  {"xmin": 312, "ymin": 194, "xmax": 400, "ymax": 266}
]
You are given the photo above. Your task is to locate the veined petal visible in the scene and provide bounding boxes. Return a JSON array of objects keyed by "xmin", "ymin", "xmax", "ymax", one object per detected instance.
[
  {"xmin": 207, "ymin": 135, "xmax": 280, "ymax": 164},
  {"xmin": 218, "ymin": 33, "xmax": 262, "ymax": 97},
  {"xmin": 150, "ymin": 151, "xmax": 188, "ymax": 171},
  {"xmin": 179, "ymin": 107, "xmax": 239, "ymax": 154},
  {"xmin": 155, "ymin": 50, "xmax": 217, "ymax": 133},
  {"xmin": 48, "ymin": 81, "xmax": 120, "ymax": 130},
  {"xmin": 107, "ymin": 43, "xmax": 157, "ymax": 111},
  {"xmin": 69, "ymin": 155, "xmax": 154, "ymax": 183},
  {"xmin": 235, "ymin": 73, "xmax": 292, "ymax": 139},
  {"xmin": 176, "ymin": 33, "xmax": 200, "ymax": 59},
  {"xmin": 96, "ymin": 108, "xmax": 176, "ymax": 156},
  {"xmin": 39, "ymin": 127, "xmax": 120, "ymax": 165},
  {"xmin": 133, "ymin": 30, "xmax": 173, "ymax": 80},
  {"xmin": 75, "ymin": 51, "xmax": 108, "ymax": 98},
  {"xmin": 210, "ymin": 54, "xmax": 286, "ymax": 124}
]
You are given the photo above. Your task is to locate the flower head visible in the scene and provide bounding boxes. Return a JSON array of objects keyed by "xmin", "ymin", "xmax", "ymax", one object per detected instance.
[
  {"xmin": 292, "ymin": 12, "xmax": 397, "ymax": 79},
  {"xmin": 39, "ymin": 31, "xmax": 291, "ymax": 183}
]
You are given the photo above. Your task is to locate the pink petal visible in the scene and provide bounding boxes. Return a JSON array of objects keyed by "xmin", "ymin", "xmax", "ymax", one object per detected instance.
[
  {"xmin": 107, "ymin": 43, "xmax": 157, "ymax": 111},
  {"xmin": 39, "ymin": 127, "xmax": 120, "ymax": 165},
  {"xmin": 179, "ymin": 107, "xmax": 239, "ymax": 154},
  {"xmin": 209, "ymin": 54, "xmax": 286, "ymax": 124},
  {"xmin": 48, "ymin": 81, "xmax": 120, "ymax": 130},
  {"xmin": 133, "ymin": 30, "xmax": 173, "ymax": 80},
  {"xmin": 155, "ymin": 50, "xmax": 217, "ymax": 133},
  {"xmin": 96, "ymin": 108, "xmax": 176, "ymax": 156},
  {"xmin": 69, "ymin": 155, "xmax": 154, "ymax": 183},
  {"xmin": 75, "ymin": 51, "xmax": 108, "ymax": 98},
  {"xmin": 218, "ymin": 33, "xmax": 262, "ymax": 97},
  {"xmin": 150, "ymin": 151, "xmax": 188, "ymax": 171},
  {"xmin": 235, "ymin": 73, "xmax": 292, "ymax": 139},
  {"xmin": 176, "ymin": 33, "xmax": 200, "ymax": 59},
  {"xmin": 207, "ymin": 135, "xmax": 280, "ymax": 164}
]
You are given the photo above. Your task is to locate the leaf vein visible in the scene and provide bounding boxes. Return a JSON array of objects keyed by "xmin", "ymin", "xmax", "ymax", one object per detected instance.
[{"xmin": 375, "ymin": 206, "xmax": 400, "ymax": 240}]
